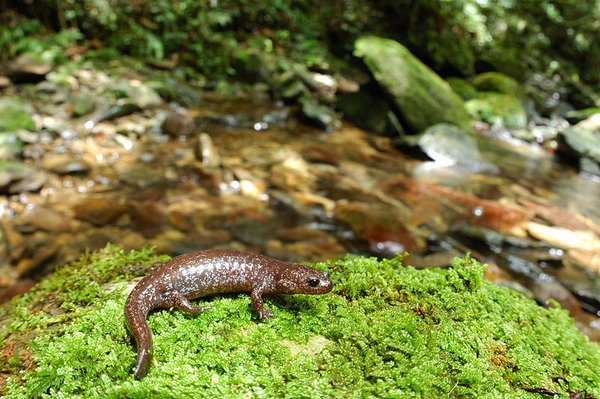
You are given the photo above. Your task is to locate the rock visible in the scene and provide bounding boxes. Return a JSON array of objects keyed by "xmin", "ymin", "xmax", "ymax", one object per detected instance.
[
  {"xmin": 15, "ymin": 205, "xmax": 72, "ymax": 232},
  {"xmin": 113, "ymin": 79, "xmax": 163, "ymax": 109},
  {"xmin": 298, "ymin": 95, "xmax": 341, "ymax": 131},
  {"xmin": 146, "ymin": 78, "xmax": 200, "ymax": 106},
  {"xmin": 196, "ymin": 133, "xmax": 220, "ymax": 167},
  {"xmin": 446, "ymin": 77, "xmax": 478, "ymax": 101},
  {"xmin": 0, "ymin": 98, "xmax": 35, "ymax": 132},
  {"xmin": 161, "ymin": 106, "xmax": 195, "ymax": 136},
  {"xmin": 354, "ymin": 36, "xmax": 471, "ymax": 132},
  {"xmin": 336, "ymin": 85, "xmax": 403, "ymax": 136},
  {"xmin": 465, "ymin": 92, "xmax": 527, "ymax": 129},
  {"xmin": 269, "ymin": 153, "xmax": 316, "ymax": 193},
  {"xmin": 557, "ymin": 114, "xmax": 600, "ymax": 166},
  {"xmin": 397, "ymin": 123, "xmax": 495, "ymax": 171},
  {"xmin": 0, "ymin": 161, "xmax": 45, "ymax": 194},
  {"xmin": 117, "ymin": 163, "xmax": 168, "ymax": 189},
  {"xmin": 0, "ymin": 133, "xmax": 23, "ymax": 160},
  {"xmin": 73, "ymin": 197, "xmax": 128, "ymax": 226},
  {"xmin": 3, "ymin": 53, "xmax": 52, "ymax": 84},
  {"xmin": 334, "ymin": 201, "xmax": 420, "ymax": 254},
  {"xmin": 92, "ymin": 100, "xmax": 142, "ymax": 123},
  {"xmin": 471, "ymin": 72, "xmax": 524, "ymax": 98},
  {"xmin": 0, "ymin": 75, "xmax": 10, "ymax": 88},
  {"xmin": 564, "ymin": 107, "xmax": 600, "ymax": 124},
  {"xmin": 128, "ymin": 200, "xmax": 165, "ymax": 237},
  {"xmin": 42, "ymin": 154, "xmax": 91, "ymax": 175},
  {"xmin": 68, "ymin": 91, "xmax": 96, "ymax": 117}
]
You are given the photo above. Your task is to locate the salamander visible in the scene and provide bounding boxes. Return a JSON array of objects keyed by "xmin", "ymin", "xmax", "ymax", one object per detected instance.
[{"xmin": 124, "ymin": 248, "xmax": 333, "ymax": 379}]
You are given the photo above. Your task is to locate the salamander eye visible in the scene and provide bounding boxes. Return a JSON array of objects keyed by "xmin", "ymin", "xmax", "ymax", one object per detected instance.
[{"xmin": 307, "ymin": 277, "xmax": 320, "ymax": 287}]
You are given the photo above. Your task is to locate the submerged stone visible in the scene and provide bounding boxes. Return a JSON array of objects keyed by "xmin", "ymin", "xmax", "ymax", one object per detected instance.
[{"xmin": 354, "ymin": 36, "xmax": 471, "ymax": 132}]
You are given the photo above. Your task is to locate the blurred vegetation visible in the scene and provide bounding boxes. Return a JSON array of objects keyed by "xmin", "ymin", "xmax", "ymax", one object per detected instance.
[{"xmin": 2, "ymin": 0, "xmax": 600, "ymax": 94}]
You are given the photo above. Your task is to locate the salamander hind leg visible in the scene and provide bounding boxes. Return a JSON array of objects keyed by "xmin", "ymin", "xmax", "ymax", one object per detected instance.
[{"xmin": 170, "ymin": 294, "xmax": 212, "ymax": 314}]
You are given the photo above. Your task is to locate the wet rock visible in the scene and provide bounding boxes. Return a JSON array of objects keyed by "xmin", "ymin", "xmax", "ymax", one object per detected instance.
[
  {"xmin": 198, "ymin": 114, "xmax": 251, "ymax": 129},
  {"xmin": 334, "ymin": 201, "xmax": 420, "ymax": 254},
  {"xmin": 0, "ymin": 75, "xmax": 10, "ymax": 88},
  {"xmin": 397, "ymin": 123, "xmax": 494, "ymax": 170},
  {"xmin": 265, "ymin": 233, "xmax": 346, "ymax": 262},
  {"xmin": 557, "ymin": 113, "xmax": 600, "ymax": 167},
  {"xmin": 116, "ymin": 164, "xmax": 168, "ymax": 189},
  {"xmin": 167, "ymin": 208, "xmax": 195, "ymax": 232},
  {"xmin": 336, "ymin": 86, "xmax": 403, "ymax": 136},
  {"xmin": 42, "ymin": 154, "xmax": 91, "ymax": 175},
  {"xmin": 73, "ymin": 197, "xmax": 128, "ymax": 226},
  {"xmin": 147, "ymin": 78, "xmax": 200, "ymax": 106},
  {"xmin": 301, "ymin": 71, "xmax": 338, "ymax": 101},
  {"xmin": 128, "ymin": 200, "xmax": 166, "ymax": 237},
  {"xmin": 269, "ymin": 153, "xmax": 316, "ymax": 193},
  {"xmin": 196, "ymin": 133, "xmax": 220, "ymax": 167},
  {"xmin": 93, "ymin": 100, "xmax": 142, "ymax": 123},
  {"xmin": 15, "ymin": 205, "xmax": 72, "ymax": 232},
  {"xmin": 0, "ymin": 278, "xmax": 35, "ymax": 303},
  {"xmin": 531, "ymin": 279, "xmax": 582, "ymax": 316},
  {"xmin": 0, "ymin": 133, "xmax": 24, "ymax": 161},
  {"xmin": 3, "ymin": 53, "xmax": 52, "ymax": 84},
  {"xmin": 15, "ymin": 231, "xmax": 57, "ymax": 276},
  {"xmin": 0, "ymin": 161, "xmax": 45, "ymax": 194},
  {"xmin": 299, "ymin": 95, "xmax": 341, "ymax": 131},
  {"xmin": 162, "ymin": 106, "xmax": 195, "ymax": 136},
  {"xmin": 354, "ymin": 36, "xmax": 471, "ymax": 132},
  {"xmin": 113, "ymin": 79, "xmax": 163, "ymax": 109},
  {"xmin": 0, "ymin": 98, "xmax": 36, "ymax": 132},
  {"xmin": 465, "ymin": 92, "xmax": 527, "ymax": 129},
  {"xmin": 564, "ymin": 107, "xmax": 600, "ymax": 124},
  {"xmin": 68, "ymin": 91, "xmax": 96, "ymax": 117}
]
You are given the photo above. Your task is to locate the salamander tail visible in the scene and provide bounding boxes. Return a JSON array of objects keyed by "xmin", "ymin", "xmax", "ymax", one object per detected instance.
[{"xmin": 124, "ymin": 296, "xmax": 154, "ymax": 380}]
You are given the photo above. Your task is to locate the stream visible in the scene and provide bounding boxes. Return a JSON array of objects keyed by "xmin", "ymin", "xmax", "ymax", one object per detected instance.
[{"xmin": 1, "ymin": 65, "xmax": 599, "ymax": 342}]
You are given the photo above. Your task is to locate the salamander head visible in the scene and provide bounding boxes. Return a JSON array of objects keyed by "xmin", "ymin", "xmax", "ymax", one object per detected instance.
[{"xmin": 273, "ymin": 264, "xmax": 333, "ymax": 295}]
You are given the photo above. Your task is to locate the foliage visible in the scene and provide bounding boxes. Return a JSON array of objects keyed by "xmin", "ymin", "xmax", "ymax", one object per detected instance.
[{"xmin": 1, "ymin": 247, "xmax": 599, "ymax": 398}]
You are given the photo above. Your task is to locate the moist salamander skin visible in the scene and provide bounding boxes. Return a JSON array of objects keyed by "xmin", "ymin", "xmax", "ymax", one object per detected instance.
[{"xmin": 124, "ymin": 248, "xmax": 333, "ymax": 379}]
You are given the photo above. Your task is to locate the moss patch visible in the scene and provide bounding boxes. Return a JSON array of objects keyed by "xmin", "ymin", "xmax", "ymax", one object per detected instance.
[{"xmin": 1, "ymin": 247, "xmax": 599, "ymax": 398}]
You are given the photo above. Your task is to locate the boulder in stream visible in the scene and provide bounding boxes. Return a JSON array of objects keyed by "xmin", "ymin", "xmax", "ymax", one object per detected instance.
[{"xmin": 354, "ymin": 36, "xmax": 471, "ymax": 132}]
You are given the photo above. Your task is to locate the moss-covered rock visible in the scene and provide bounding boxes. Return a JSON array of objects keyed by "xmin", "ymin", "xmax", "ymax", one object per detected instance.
[
  {"xmin": 446, "ymin": 77, "xmax": 478, "ymax": 101},
  {"xmin": 0, "ymin": 98, "xmax": 36, "ymax": 133},
  {"xmin": 354, "ymin": 36, "xmax": 472, "ymax": 133},
  {"xmin": 472, "ymin": 72, "xmax": 523, "ymax": 97},
  {"xmin": 465, "ymin": 92, "xmax": 528, "ymax": 129},
  {"xmin": 1, "ymin": 246, "xmax": 599, "ymax": 398}
]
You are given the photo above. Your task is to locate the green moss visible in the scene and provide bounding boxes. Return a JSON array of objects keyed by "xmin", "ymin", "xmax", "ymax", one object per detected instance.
[
  {"xmin": 446, "ymin": 77, "xmax": 478, "ymax": 101},
  {"xmin": 471, "ymin": 72, "xmax": 523, "ymax": 98},
  {"xmin": 0, "ymin": 98, "xmax": 35, "ymax": 133},
  {"xmin": 1, "ymin": 248, "xmax": 599, "ymax": 398},
  {"xmin": 465, "ymin": 92, "xmax": 528, "ymax": 129}
]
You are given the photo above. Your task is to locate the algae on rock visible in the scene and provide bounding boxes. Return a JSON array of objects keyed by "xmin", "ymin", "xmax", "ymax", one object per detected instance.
[
  {"xmin": 354, "ymin": 36, "xmax": 472, "ymax": 133},
  {"xmin": 1, "ymin": 246, "xmax": 599, "ymax": 398}
]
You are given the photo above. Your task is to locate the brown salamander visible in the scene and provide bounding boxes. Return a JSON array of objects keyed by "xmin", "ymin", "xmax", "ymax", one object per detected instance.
[{"xmin": 124, "ymin": 249, "xmax": 333, "ymax": 379}]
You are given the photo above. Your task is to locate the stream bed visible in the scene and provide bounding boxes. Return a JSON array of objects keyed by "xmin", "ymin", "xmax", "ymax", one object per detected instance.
[{"xmin": 1, "ymin": 64, "xmax": 599, "ymax": 342}]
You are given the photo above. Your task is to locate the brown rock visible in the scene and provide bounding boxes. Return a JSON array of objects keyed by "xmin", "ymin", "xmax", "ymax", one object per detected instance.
[
  {"xmin": 162, "ymin": 107, "xmax": 195, "ymax": 136},
  {"xmin": 15, "ymin": 205, "xmax": 72, "ymax": 232},
  {"xmin": 73, "ymin": 197, "xmax": 127, "ymax": 225}
]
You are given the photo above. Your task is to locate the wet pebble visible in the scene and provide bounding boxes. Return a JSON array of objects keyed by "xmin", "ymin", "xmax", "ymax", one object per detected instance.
[
  {"xmin": 15, "ymin": 205, "xmax": 72, "ymax": 232},
  {"xmin": 73, "ymin": 197, "xmax": 128, "ymax": 226},
  {"xmin": 162, "ymin": 106, "xmax": 195, "ymax": 136},
  {"xmin": 42, "ymin": 154, "xmax": 91, "ymax": 175}
]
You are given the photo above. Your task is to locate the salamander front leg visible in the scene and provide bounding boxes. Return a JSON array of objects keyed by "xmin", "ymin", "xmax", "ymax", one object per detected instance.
[{"xmin": 250, "ymin": 289, "xmax": 273, "ymax": 319}]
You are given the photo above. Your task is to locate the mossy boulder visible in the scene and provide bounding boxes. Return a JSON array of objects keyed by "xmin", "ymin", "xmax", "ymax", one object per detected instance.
[
  {"xmin": 446, "ymin": 77, "xmax": 478, "ymax": 101},
  {"xmin": 0, "ymin": 98, "xmax": 36, "ymax": 133},
  {"xmin": 1, "ymin": 246, "xmax": 599, "ymax": 398},
  {"xmin": 471, "ymin": 72, "xmax": 523, "ymax": 98},
  {"xmin": 354, "ymin": 36, "xmax": 471, "ymax": 133},
  {"xmin": 465, "ymin": 92, "xmax": 528, "ymax": 129}
]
